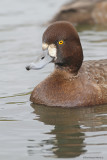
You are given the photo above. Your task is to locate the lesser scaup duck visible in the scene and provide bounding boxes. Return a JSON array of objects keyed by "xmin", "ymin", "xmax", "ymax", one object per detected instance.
[
  {"xmin": 51, "ymin": 0, "xmax": 107, "ymax": 25},
  {"xmin": 26, "ymin": 21, "xmax": 107, "ymax": 107}
]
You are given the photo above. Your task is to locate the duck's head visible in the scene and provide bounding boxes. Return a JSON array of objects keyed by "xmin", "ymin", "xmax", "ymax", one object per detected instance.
[{"xmin": 26, "ymin": 21, "xmax": 83, "ymax": 73}]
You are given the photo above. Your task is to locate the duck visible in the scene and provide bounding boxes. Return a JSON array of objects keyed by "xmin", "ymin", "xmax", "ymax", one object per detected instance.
[
  {"xmin": 51, "ymin": 0, "xmax": 107, "ymax": 26},
  {"xmin": 26, "ymin": 21, "xmax": 107, "ymax": 107}
]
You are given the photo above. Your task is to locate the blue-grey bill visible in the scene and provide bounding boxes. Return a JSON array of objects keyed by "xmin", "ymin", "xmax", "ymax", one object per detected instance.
[{"xmin": 26, "ymin": 51, "xmax": 53, "ymax": 70}]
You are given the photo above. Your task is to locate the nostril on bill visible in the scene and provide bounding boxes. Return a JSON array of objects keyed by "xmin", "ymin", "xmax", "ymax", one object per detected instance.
[
  {"xmin": 41, "ymin": 56, "xmax": 45, "ymax": 60},
  {"xmin": 26, "ymin": 65, "xmax": 30, "ymax": 71}
]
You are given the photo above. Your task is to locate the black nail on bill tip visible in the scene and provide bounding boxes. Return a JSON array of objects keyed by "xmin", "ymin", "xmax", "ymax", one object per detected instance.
[{"xmin": 26, "ymin": 66, "xmax": 30, "ymax": 71}]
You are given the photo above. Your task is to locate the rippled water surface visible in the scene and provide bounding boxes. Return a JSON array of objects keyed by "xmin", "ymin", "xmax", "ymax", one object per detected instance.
[{"xmin": 0, "ymin": 0, "xmax": 107, "ymax": 160}]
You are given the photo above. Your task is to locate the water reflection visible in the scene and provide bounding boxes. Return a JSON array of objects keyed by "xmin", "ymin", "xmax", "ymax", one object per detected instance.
[{"xmin": 30, "ymin": 104, "xmax": 107, "ymax": 158}]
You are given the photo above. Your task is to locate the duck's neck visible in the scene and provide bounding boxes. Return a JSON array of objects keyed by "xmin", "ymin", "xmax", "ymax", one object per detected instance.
[{"xmin": 55, "ymin": 64, "xmax": 78, "ymax": 76}]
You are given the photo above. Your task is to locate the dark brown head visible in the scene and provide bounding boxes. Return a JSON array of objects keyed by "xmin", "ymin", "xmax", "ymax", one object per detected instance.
[
  {"xmin": 26, "ymin": 21, "xmax": 83, "ymax": 73},
  {"xmin": 42, "ymin": 21, "xmax": 83, "ymax": 73}
]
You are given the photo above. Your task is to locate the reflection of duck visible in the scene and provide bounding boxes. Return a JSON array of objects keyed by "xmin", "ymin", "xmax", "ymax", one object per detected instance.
[
  {"xmin": 51, "ymin": 0, "xmax": 107, "ymax": 25},
  {"xmin": 31, "ymin": 104, "xmax": 87, "ymax": 158},
  {"xmin": 30, "ymin": 104, "xmax": 107, "ymax": 158},
  {"xmin": 26, "ymin": 21, "xmax": 107, "ymax": 107}
]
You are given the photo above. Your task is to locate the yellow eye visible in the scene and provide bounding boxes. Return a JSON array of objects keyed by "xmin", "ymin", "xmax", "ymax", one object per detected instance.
[{"xmin": 58, "ymin": 40, "xmax": 63, "ymax": 45}]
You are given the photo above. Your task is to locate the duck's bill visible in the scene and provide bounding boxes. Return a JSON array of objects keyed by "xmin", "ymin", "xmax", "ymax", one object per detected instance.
[{"xmin": 26, "ymin": 51, "xmax": 53, "ymax": 70}]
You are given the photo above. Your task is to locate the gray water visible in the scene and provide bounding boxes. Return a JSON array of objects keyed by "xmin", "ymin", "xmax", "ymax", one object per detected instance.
[{"xmin": 0, "ymin": 0, "xmax": 107, "ymax": 160}]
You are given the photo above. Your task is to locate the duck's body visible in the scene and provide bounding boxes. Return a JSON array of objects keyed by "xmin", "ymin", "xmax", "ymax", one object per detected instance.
[
  {"xmin": 52, "ymin": 0, "xmax": 107, "ymax": 25},
  {"xmin": 26, "ymin": 21, "xmax": 107, "ymax": 107},
  {"xmin": 30, "ymin": 59, "xmax": 107, "ymax": 107}
]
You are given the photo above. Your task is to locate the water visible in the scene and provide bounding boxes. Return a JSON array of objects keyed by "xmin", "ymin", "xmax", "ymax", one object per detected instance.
[{"xmin": 0, "ymin": 0, "xmax": 107, "ymax": 159}]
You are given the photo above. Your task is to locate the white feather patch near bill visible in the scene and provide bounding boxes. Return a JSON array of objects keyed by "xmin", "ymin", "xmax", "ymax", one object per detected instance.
[
  {"xmin": 48, "ymin": 44, "xmax": 57, "ymax": 58},
  {"xmin": 42, "ymin": 43, "xmax": 48, "ymax": 50}
]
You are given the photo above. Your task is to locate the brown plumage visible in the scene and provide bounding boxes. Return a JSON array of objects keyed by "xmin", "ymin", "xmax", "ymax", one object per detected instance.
[
  {"xmin": 51, "ymin": 0, "xmax": 107, "ymax": 26},
  {"xmin": 27, "ymin": 21, "xmax": 107, "ymax": 107},
  {"xmin": 30, "ymin": 60, "xmax": 107, "ymax": 107}
]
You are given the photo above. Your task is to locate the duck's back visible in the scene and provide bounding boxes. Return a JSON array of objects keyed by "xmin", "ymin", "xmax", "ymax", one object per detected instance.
[
  {"xmin": 30, "ymin": 59, "xmax": 107, "ymax": 107},
  {"xmin": 80, "ymin": 59, "xmax": 107, "ymax": 103},
  {"xmin": 82, "ymin": 59, "xmax": 107, "ymax": 83}
]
